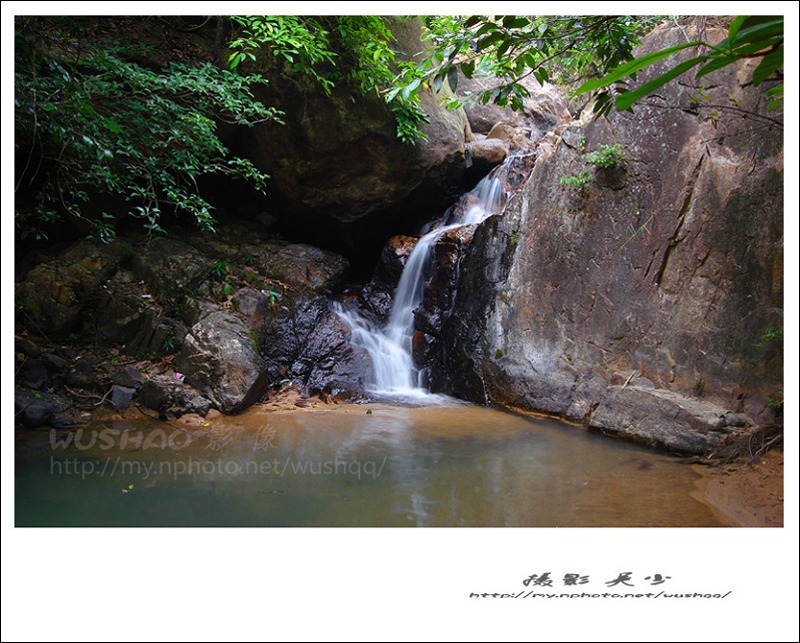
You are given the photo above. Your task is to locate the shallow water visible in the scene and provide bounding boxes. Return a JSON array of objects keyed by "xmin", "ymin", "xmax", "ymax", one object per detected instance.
[{"xmin": 15, "ymin": 404, "xmax": 725, "ymax": 527}]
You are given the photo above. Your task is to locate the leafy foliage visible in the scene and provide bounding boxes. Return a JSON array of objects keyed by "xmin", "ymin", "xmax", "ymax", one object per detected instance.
[
  {"xmin": 394, "ymin": 15, "xmax": 665, "ymax": 112},
  {"xmin": 559, "ymin": 143, "xmax": 627, "ymax": 190},
  {"xmin": 228, "ymin": 16, "xmax": 429, "ymax": 143},
  {"xmin": 15, "ymin": 17, "xmax": 281, "ymax": 242},
  {"xmin": 558, "ymin": 170, "xmax": 593, "ymax": 190},
  {"xmin": 577, "ymin": 16, "xmax": 783, "ymax": 114},
  {"xmin": 585, "ymin": 144, "xmax": 626, "ymax": 168}
]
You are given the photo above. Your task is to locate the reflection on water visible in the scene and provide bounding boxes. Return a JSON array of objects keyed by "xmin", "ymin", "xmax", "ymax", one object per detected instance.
[{"xmin": 15, "ymin": 404, "xmax": 725, "ymax": 527}]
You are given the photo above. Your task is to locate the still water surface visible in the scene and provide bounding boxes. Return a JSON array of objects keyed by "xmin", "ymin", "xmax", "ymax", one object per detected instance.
[{"xmin": 15, "ymin": 404, "xmax": 724, "ymax": 526}]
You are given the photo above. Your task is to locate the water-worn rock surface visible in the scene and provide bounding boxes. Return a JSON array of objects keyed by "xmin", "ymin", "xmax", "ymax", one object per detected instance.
[{"xmin": 438, "ymin": 24, "xmax": 783, "ymax": 452}]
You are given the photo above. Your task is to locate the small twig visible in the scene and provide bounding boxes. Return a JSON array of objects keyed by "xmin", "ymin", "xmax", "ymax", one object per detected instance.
[
  {"xmin": 15, "ymin": 402, "xmax": 34, "ymax": 418},
  {"xmin": 65, "ymin": 384, "xmax": 115, "ymax": 407},
  {"xmin": 15, "ymin": 356, "xmax": 28, "ymax": 377},
  {"xmin": 621, "ymin": 371, "xmax": 638, "ymax": 389},
  {"xmin": 92, "ymin": 387, "xmax": 115, "ymax": 407},
  {"xmin": 755, "ymin": 433, "xmax": 783, "ymax": 458},
  {"xmin": 64, "ymin": 384, "xmax": 104, "ymax": 400}
]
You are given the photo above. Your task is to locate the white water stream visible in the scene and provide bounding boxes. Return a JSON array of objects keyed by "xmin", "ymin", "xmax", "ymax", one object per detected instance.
[{"xmin": 335, "ymin": 166, "xmax": 508, "ymax": 401}]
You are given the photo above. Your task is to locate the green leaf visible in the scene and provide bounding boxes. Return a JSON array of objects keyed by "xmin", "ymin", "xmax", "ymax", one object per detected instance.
[
  {"xmin": 615, "ymin": 55, "xmax": 707, "ymax": 111},
  {"xmin": 577, "ymin": 41, "xmax": 705, "ymax": 94},
  {"xmin": 752, "ymin": 46, "xmax": 783, "ymax": 85},
  {"xmin": 475, "ymin": 21, "xmax": 496, "ymax": 37},
  {"xmin": 727, "ymin": 16, "xmax": 747, "ymax": 44},
  {"xmin": 497, "ymin": 39, "xmax": 511, "ymax": 58},
  {"xmin": 696, "ymin": 54, "xmax": 741, "ymax": 78},
  {"xmin": 767, "ymin": 98, "xmax": 783, "ymax": 111},
  {"xmin": 401, "ymin": 77, "xmax": 421, "ymax": 100},
  {"xmin": 447, "ymin": 66, "xmax": 458, "ymax": 92},
  {"xmin": 502, "ymin": 17, "xmax": 529, "ymax": 29},
  {"xmin": 432, "ymin": 70, "xmax": 445, "ymax": 92},
  {"xmin": 461, "ymin": 60, "xmax": 475, "ymax": 78},
  {"xmin": 731, "ymin": 17, "xmax": 783, "ymax": 46},
  {"xmin": 476, "ymin": 31, "xmax": 505, "ymax": 51}
]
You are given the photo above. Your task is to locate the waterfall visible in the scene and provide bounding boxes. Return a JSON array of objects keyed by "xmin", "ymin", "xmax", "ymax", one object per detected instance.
[{"xmin": 335, "ymin": 161, "xmax": 512, "ymax": 401}]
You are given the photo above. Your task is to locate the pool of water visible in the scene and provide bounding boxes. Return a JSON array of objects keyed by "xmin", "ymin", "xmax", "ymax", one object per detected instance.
[{"xmin": 15, "ymin": 403, "xmax": 725, "ymax": 526}]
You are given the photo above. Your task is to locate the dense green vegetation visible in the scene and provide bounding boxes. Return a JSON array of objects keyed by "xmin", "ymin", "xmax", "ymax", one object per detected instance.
[
  {"xmin": 228, "ymin": 16, "xmax": 429, "ymax": 143},
  {"xmin": 394, "ymin": 15, "xmax": 665, "ymax": 111},
  {"xmin": 14, "ymin": 17, "xmax": 279, "ymax": 242},
  {"xmin": 15, "ymin": 15, "xmax": 782, "ymax": 243}
]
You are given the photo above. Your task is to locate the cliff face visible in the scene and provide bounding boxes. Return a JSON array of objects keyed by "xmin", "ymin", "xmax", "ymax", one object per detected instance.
[{"xmin": 439, "ymin": 24, "xmax": 783, "ymax": 452}]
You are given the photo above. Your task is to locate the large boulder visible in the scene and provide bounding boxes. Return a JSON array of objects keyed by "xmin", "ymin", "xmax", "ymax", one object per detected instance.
[
  {"xmin": 131, "ymin": 237, "xmax": 212, "ymax": 295},
  {"xmin": 256, "ymin": 244, "xmax": 349, "ymax": 294},
  {"xmin": 15, "ymin": 240, "xmax": 123, "ymax": 337},
  {"xmin": 465, "ymin": 137, "xmax": 508, "ymax": 182},
  {"xmin": 175, "ymin": 311, "xmax": 269, "ymax": 414},
  {"xmin": 290, "ymin": 310, "xmax": 372, "ymax": 400},
  {"xmin": 228, "ymin": 18, "xmax": 470, "ymax": 270},
  {"xmin": 438, "ymin": 22, "xmax": 783, "ymax": 452},
  {"xmin": 138, "ymin": 375, "xmax": 213, "ymax": 419}
]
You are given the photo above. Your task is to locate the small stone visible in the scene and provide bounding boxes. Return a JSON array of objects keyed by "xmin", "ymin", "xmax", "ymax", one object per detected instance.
[
  {"xmin": 110, "ymin": 385, "xmax": 136, "ymax": 410},
  {"xmin": 41, "ymin": 352, "xmax": 67, "ymax": 374},
  {"xmin": 113, "ymin": 365, "xmax": 145, "ymax": 389},
  {"xmin": 21, "ymin": 401, "xmax": 52, "ymax": 428}
]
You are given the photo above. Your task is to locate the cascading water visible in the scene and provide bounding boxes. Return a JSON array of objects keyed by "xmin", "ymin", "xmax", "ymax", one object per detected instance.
[{"xmin": 335, "ymin": 159, "xmax": 513, "ymax": 401}]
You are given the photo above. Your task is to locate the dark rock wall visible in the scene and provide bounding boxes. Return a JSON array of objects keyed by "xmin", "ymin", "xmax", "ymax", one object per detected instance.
[{"xmin": 230, "ymin": 18, "xmax": 470, "ymax": 274}]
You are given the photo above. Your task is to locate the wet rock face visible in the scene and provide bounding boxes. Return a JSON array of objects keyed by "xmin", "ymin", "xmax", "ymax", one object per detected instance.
[
  {"xmin": 439, "ymin": 23, "xmax": 783, "ymax": 452},
  {"xmin": 16, "ymin": 225, "xmax": 364, "ymax": 414},
  {"xmin": 290, "ymin": 311, "xmax": 371, "ymax": 401},
  {"xmin": 374, "ymin": 235, "xmax": 418, "ymax": 287}
]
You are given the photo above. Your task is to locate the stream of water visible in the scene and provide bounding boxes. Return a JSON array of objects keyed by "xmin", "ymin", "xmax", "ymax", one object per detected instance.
[{"xmin": 334, "ymin": 165, "xmax": 508, "ymax": 401}]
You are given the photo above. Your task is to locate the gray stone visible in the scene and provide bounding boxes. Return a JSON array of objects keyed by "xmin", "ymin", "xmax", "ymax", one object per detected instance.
[
  {"xmin": 15, "ymin": 239, "xmax": 123, "ymax": 337},
  {"xmin": 175, "ymin": 312, "xmax": 269, "ymax": 414},
  {"xmin": 110, "ymin": 385, "xmax": 136, "ymax": 410},
  {"xmin": 20, "ymin": 359, "xmax": 48, "ymax": 390},
  {"xmin": 258, "ymin": 244, "xmax": 350, "ymax": 294},
  {"xmin": 437, "ymin": 22, "xmax": 783, "ymax": 452},
  {"xmin": 131, "ymin": 237, "xmax": 211, "ymax": 295},
  {"xmin": 113, "ymin": 366, "xmax": 145, "ymax": 389},
  {"xmin": 65, "ymin": 360, "xmax": 99, "ymax": 391},
  {"xmin": 466, "ymin": 138, "xmax": 508, "ymax": 180},
  {"xmin": 15, "ymin": 389, "xmax": 70, "ymax": 429},
  {"xmin": 457, "ymin": 73, "xmax": 572, "ymax": 138},
  {"xmin": 138, "ymin": 376, "xmax": 212, "ymax": 419}
]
